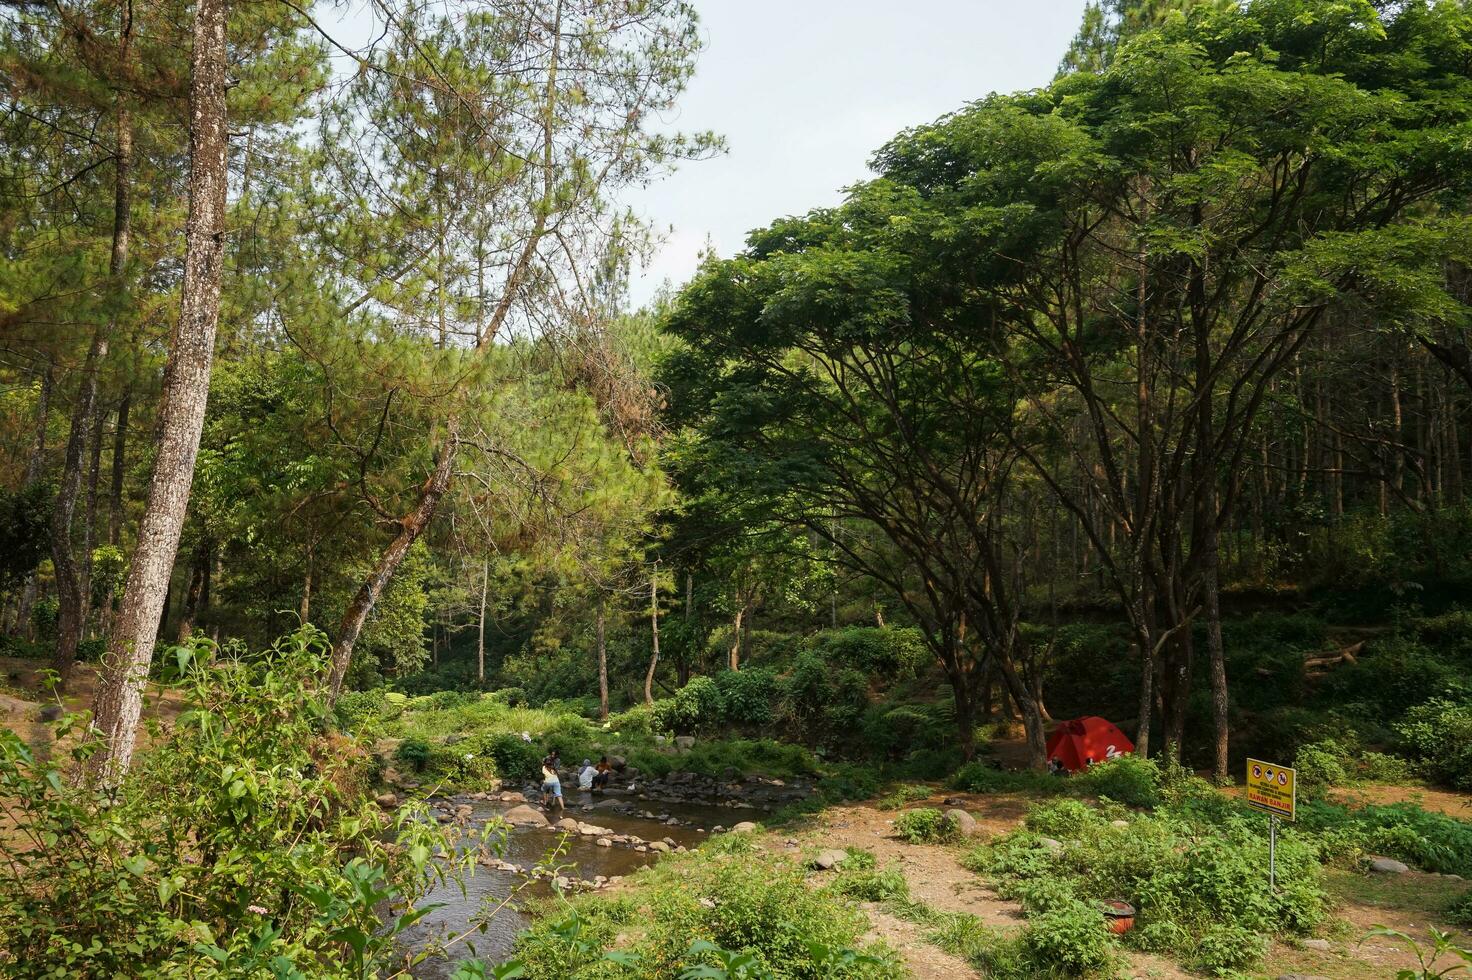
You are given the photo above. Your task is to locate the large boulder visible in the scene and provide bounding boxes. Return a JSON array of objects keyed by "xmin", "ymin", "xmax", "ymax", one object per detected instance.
[
  {"xmin": 674, "ymin": 735, "xmax": 696, "ymax": 752},
  {"xmin": 730, "ymin": 821, "xmax": 759, "ymax": 833},
  {"xmin": 1369, "ymin": 857, "xmax": 1409, "ymax": 874},
  {"xmin": 810, "ymin": 849, "xmax": 848, "ymax": 871},
  {"xmin": 945, "ymin": 809, "xmax": 979, "ymax": 837},
  {"xmin": 503, "ymin": 805, "xmax": 550, "ymax": 827}
]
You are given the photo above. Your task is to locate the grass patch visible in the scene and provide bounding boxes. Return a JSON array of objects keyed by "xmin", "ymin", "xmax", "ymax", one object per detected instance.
[
  {"xmin": 875, "ymin": 784, "xmax": 933, "ymax": 811},
  {"xmin": 510, "ymin": 840, "xmax": 903, "ymax": 978}
]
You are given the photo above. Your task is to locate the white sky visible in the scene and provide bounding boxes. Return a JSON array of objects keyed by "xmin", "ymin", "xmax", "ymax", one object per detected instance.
[{"xmin": 622, "ymin": 1, "xmax": 1092, "ymax": 308}]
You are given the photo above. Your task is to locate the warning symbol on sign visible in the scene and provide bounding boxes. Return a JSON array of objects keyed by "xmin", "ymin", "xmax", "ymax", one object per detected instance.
[{"xmin": 1245, "ymin": 758, "xmax": 1297, "ymax": 821}]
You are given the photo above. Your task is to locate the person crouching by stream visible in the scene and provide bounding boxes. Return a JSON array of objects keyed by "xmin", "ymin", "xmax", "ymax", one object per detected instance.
[{"xmin": 541, "ymin": 750, "xmax": 564, "ymax": 813}]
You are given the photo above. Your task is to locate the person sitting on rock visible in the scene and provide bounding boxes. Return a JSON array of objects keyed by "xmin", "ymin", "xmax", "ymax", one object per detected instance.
[
  {"xmin": 578, "ymin": 758, "xmax": 596, "ymax": 791},
  {"xmin": 593, "ymin": 756, "xmax": 613, "ymax": 791},
  {"xmin": 541, "ymin": 750, "xmax": 564, "ymax": 812}
]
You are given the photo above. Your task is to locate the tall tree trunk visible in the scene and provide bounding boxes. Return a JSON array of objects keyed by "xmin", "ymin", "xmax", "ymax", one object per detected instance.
[
  {"xmin": 109, "ymin": 391, "xmax": 130, "ymax": 547},
  {"xmin": 89, "ymin": 0, "xmax": 227, "ymax": 781},
  {"xmin": 52, "ymin": 66, "xmax": 133, "ymax": 680},
  {"xmin": 300, "ymin": 547, "xmax": 313, "ymax": 624},
  {"xmin": 12, "ymin": 362, "xmax": 53, "ymax": 636},
  {"xmin": 52, "ymin": 330, "xmax": 111, "ymax": 678},
  {"xmin": 728, "ymin": 605, "xmax": 744, "ymax": 672},
  {"xmin": 1204, "ymin": 529, "xmax": 1230, "ymax": 782},
  {"xmin": 326, "ymin": 427, "xmax": 458, "ymax": 703},
  {"xmin": 477, "ymin": 557, "xmax": 489, "ymax": 685},
  {"xmin": 596, "ymin": 597, "xmax": 608, "ymax": 720},
  {"xmin": 644, "ymin": 563, "xmax": 659, "ymax": 706},
  {"xmin": 79, "ymin": 407, "xmax": 105, "ymax": 638},
  {"xmin": 176, "ymin": 542, "xmax": 208, "ymax": 642},
  {"xmin": 1133, "ymin": 626, "xmax": 1154, "ymax": 760}
]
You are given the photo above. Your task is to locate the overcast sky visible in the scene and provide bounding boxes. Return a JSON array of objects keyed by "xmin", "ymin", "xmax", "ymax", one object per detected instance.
[{"xmin": 621, "ymin": 1, "xmax": 1092, "ymax": 307}]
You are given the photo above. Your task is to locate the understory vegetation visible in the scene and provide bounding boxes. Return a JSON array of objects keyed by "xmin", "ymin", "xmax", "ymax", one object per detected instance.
[{"xmin": 3, "ymin": 0, "xmax": 1472, "ymax": 976}]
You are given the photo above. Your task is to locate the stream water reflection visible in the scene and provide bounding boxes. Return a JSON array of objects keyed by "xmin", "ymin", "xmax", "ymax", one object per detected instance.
[{"xmin": 396, "ymin": 792, "xmax": 769, "ymax": 977}]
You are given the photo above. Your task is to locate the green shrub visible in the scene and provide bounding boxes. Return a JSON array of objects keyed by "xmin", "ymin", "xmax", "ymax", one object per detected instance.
[
  {"xmin": 830, "ymin": 866, "xmax": 910, "ymax": 902},
  {"xmin": 336, "ymin": 689, "xmax": 402, "ymax": 732},
  {"xmin": 894, "ymin": 808, "xmax": 957, "ymax": 844},
  {"xmin": 715, "ymin": 668, "xmax": 778, "ymax": 727},
  {"xmin": 1298, "ymin": 800, "xmax": 1472, "ymax": 876},
  {"xmin": 1448, "ymin": 889, "xmax": 1472, "ymax": 928},
  {"xmin": 514, "ymin": 848, "xmax": 901, "ymax": 979},
  {"xmin": 394, "ymin": 736, "xmax": 432, "ymax": 773},
  {"xmin": 973, "ymin": 797, "xmax": 1326, "ymax": 975},
  {"xmin": 0, "ymin": 629, "xmax": 458, "ymax": 978},
  {"xmin": 950, "ymin": 761, "xmax": 1059, "ymax": 796},
  {"xmin": 876, "ymin": 784, "xmax": 932, "ymax": 810},
  {"xmin": 1396, "ymin": 694, "xmax": 1472, "ymax": 790},
  {"xmin": 1191, "ymin": 923, "xmax": 1266, "ymax": 975},
  {"xmin": 1022, "ymin": 899, "xmax": 1115, "ymax": 976},
  {"xmin": 1294, "ymin": 738, "xmax": 1353, "ymax": 796},
  {"xmin": 1024, "ymin": 800, "xmax": 1102, "ymax": 839},
  {"xmin": 482, "ymin": 732, "xmax": 545, "ymax": 783},
  {"xmin": 1072, "ymin": 755, "xmax": 1161, "ymax": 808},
  {"xmin": 809, "ymin": 626, "xmax": 927, "ymax": 680},
  {"xmin": 651, "ymin": 675, "xmax": 726, "ymax": 734}
]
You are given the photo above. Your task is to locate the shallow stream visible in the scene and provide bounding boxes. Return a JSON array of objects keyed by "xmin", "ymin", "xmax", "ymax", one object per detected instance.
[{"xmin": 396, "ymin": 790, "xmax": 770, "ymax": 977}]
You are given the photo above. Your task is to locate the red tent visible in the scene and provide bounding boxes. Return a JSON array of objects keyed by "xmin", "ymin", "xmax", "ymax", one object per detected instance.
[{"xmin": 1046, "ymin": 717, "xmax": 1135, "ymax": 773}]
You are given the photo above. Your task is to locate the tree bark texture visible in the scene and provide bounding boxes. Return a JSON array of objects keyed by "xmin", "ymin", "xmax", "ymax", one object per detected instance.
[{"xmin": 89, "ymin": 0, "xmax": 227, "ymax": 781}]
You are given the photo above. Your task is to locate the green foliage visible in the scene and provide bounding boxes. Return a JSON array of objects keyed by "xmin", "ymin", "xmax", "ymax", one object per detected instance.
[
  {"xmin": 652, "ymin": 676, "xmax": 727, "ymax": 734},
  {"xmin": 1072, "ymin": 756, "xmax": 1161, "ymax": 808},
  {"xmin": 973, "ymin": 796, "xmax": 1326, "ymax": 975},
  {"xmin": 875, "ymin": 784, "xmax": 932, "ymax": 810},
  {"xmin": 0, "ymin": 480, "xmax": 52, "ymax": 592},
  {"xmin": 513, "ymin": 846, "xmax": 900, "ymax": 979},
  {"xmin": 950, "ymin": 761, "xmax": 1061, "ymax": 796},
  {"xmin": 1022, "ymin": 899, "xmax": 1115, "ymax": 976},
  {"xmin": 713, "ymin": 668, "xmax": 778, "ymax": 727},
  {"xmin": 1396, "ymin": 695, "xmax": 1472, "ymax": 791},
  {"xmin": 1298, "ymin": 801, "xmax": 1472, "ymax": 877},
  {"xmin": 335, "ymin": 689, "xmax": 403, "ymax": 733},
  {"xmin": 0, "ymin": 629, "xmax": 462, "ymax": 977},
  {"xmin": 1295, "ymin": 738, "xmax": 1354, "ymax": 795},
  {"xmin": 395, "ymin": 736, "xmax": 433, "ymax": 773},
  {"xmin": 1360, "ymin": 926, "xmax": 1472, "ymax": 980},
  {"xmin": 807, "ymin": 627, "xmax": 927, "ymax": 681},
  {"xmin": 893, "ymin": 808, "xmax": 958, "ymax": 844}
]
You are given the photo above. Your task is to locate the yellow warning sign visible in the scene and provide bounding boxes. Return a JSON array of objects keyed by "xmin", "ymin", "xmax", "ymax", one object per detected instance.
[{"xmin": 1245, "ymin": 758, "xmax": 1296, "ymax": 821}]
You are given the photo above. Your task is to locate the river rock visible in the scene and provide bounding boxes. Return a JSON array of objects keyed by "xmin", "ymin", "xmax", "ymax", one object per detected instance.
[
  {"xmin": 730, "ymin": 821, "xmax": 758, "ymax": 833},
  {"xmin": 555, "ymin": 817, "xmax": 580, "ymax": 832},
  {"xmin": 1369, "ymin": 857, "xmax": 1409, "ymax": 874},
  {"xmin": 375, "ymin": 792, "xmax": 399, "ymax": 810},
  {"xmin": 596, "ymin": 838, "xmax": 612, "ymax": 847},
  {"xmin": 946, "ymin": 809, "xmax": 979, "ymax": 836},
  {"xmin": 1300, "ymin": 939, "xmax": 1333, "ymax": 952},
  {"xmin": 649, "ymin": 841, "xmax": 671, "ymax": 853},
  {"xmin": 674, "ymin": 736, "xmax": 695, "ymax": 752},
  {"xmin": 454, "ymin": 803, "xmax": 474, "ymax": 821},
  {"xmin": 811, "ymin": 849, "xmax": 848, "ymax": 871},
  {"xmin": 504, "ymin": 804, "xmax": 550, "ymax": 827},
  {"xmin": 609, "ymin": 755, "xmax": 627, "ymax": 771}
]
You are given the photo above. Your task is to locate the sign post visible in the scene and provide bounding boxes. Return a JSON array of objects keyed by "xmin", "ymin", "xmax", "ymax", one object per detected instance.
[{"xmin": 1245, "ymin": 758, "xmax": 1296, "ymax": 893}]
